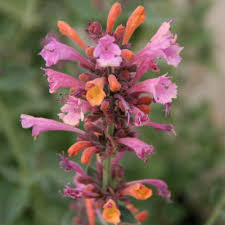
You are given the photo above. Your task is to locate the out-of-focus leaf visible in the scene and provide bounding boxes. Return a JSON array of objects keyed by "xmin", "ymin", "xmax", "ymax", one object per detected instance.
[
  {"xmin": 0, "ymin": 184, "xmax": 30, "ymax": 225},
  {"xmin": 119, "ymin": 205, "xmax": 140, "ymax": 225},
  {"xmin": 0, "ymin": 166, "xmax": 19, "ymax": 183},
  {"xmin": 0, "ymin": 64, "xmax": 36, "ymax": 91}
]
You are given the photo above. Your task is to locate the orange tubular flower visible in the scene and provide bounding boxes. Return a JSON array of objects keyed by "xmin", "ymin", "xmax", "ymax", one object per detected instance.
[
  {"xmin": 86, "ymin": 77, "xmax": 106, "ymax": 106},
  {"xmin": 85, "ymin": 198, "xmax": 96, "ymax": 225},
  {"xmin": 122, "ymin": 6, "xmax": 146, "ymax": 44},
  {"xmin": 68, "ymin": 141, "xmax": 93, "ymax": 157},
  {"xmin": 102, "ymin": 199, "xmax": 121, "ymax": 225},
  {"xmin": 106, "ymin": 2, "xmax": 122, "ymax": 34},
  {"xmin": 57, "ymin": 20, "xmax": 86, "ymax": 50},
  {"xmin": 135, "ymin": 210, "xmax": 148, "ymax": 223},
  {"xmin": 121, "ymin": 49, "xmax": 134, "ymax": 62},
  {"xmin": 81, "ymin": 146, "xmax": 98, "ymax": 164},
  {"xmin": 122, "ymin": 183, "xmax": 153, "ymax": 200},
  {"xmin": 108, "ymin": 74, "xmax": 121, "ymax": 92}
]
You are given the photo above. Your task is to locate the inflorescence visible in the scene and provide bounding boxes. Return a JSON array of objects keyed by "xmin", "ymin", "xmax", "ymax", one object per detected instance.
[{"xmin": 21, "ymin": 2, "xmax": 183, "ymax": 225}]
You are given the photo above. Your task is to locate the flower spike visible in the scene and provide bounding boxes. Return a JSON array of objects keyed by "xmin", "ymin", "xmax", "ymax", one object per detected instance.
[
  {"xmin": 22, "ymin": 3, "xmax": 183, "ymax": 224},
  {"xmin": 58, "ymin": 20, "xmax": 87, "ymax": 50},
  {"xmin": 122, "ymin": 5, "xmax": 145, "ymax": 44},
  {"xmin": 106, "ymin": 2, "xmax": 122, "ymax": 34}
]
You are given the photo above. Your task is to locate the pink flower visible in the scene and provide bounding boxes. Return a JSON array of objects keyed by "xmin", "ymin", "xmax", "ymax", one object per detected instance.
[
  {"xmin": 127, "ymin": 179, "xmax": 171, "ymax": 202},
  {"xmin": 129, "ymin": 75, "xmax": 177, "ymax": 105},
  {"xmin": 42, "ymin": 68, "xmax": 84, "ymax": 93},
  {"xmin": 58, "ymin": 95, "xmax": 91, "ymax": 126},
  {"xmin": 20, "ymin": 114, "xmax": 85, "ymax": 139},
  {"xmin": 140, "ymin": 121, "xmax": 176, "ymax": 135},
  {"xmin": 94, "ymin": 35, "xmax": 122, "ymax": 67},
  {"xmin": 132, "ymin": 106, "xmax": 149, "ymax": 126},
  {"xmin": 58, "ymin": 153, "xmax": 88, "ymax": 177},
  {"xmin": 132, "ymin": 20, "xmax": 183, "ymax": 82},
  {"xmin": 39, "ymin": 37, "xmax": 93, "ymax": 68},
  {"xmin": 118, "ymin": 137, "xmax": 154, "ymax": 162}
]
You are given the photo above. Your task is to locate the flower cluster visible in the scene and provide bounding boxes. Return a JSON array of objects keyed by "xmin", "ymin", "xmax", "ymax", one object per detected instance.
[{"xmin": 21, "ymin": 2, "xmax": 183, "ymax": 225}]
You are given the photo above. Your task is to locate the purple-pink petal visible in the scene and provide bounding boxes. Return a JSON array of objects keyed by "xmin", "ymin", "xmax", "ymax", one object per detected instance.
[
  {"xmin": 42, "ymin": 68, "xmax": 84, "ymax": 93},
  {"xmin": 131, "ymin": 21, "xmax": 183, "ymax": 81},
  {"xmin": 129, "ymin": 75, "xmax": 177, "ymax": 105},
  {"xmin": 63, "ymin": 185, "xmax": 83, "ymax": 199},
  {"xmin": 127, "ymin": 179, "xmax": 171, "ymax": 202},
  {"xmin": 93, "ymin": 35, "xmax": 122, "ymax": 68},
  {"xmin": 58, "ymin": 95, "xmax": 91, "ymax": 126},
  {"xmin": 132, "ymin": 106, "xmax": 149, "ymax": 126},
  {"xmin": 20, "ymin": 114, "xmax": 85, "ymax": 138},
  {"xmin": 39, "ymin": 37, "xmax": 93, "ymax": 68},
  {"xmin": 118, "ymin": 137, "xmax": 154, "ymax": 162},
  {"xmin": 58, "ymin": 153, "xmax": 88, "ymax": 177},
  {"xmin": 142, "ymin": 121, "xmax": 176, "ymax": 135}
]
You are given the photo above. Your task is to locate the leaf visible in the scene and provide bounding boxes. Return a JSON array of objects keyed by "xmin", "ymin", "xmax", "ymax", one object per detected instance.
[{"xmin": 119, "ymin": 205, "xmax": 140, "ymax": 225}]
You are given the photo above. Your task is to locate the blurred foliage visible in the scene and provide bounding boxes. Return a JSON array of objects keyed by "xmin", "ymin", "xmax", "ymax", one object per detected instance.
[{"xmin": 0, "ymin": 0, "xmax": 225, "ymax": 225}]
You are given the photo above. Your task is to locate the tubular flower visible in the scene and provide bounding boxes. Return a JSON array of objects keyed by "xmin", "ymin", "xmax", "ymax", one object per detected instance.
[
  {"xmin": 102, "ymin": 199, "xmax": 121, "ymax": 225},
  {"xmin": 21, "ymin": 2, "xmax": 182, "ymax": 224},
  {"xmin": 122, "ymin": 183, "xmax": 153, "ymax": 200},
  {"xmin": 106, "ymin": 2, "xmax": 122, "ymax": 34},
  {"xmin": 57, "ymin": 20, "xmax": 87, "ymax": 50},
  {"xmin": 86, "ymin": 77, "xmax": 107, "ymax": 106}
]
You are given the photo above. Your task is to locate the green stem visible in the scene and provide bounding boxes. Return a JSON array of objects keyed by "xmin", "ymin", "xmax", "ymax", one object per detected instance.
[
  {"xmin": 102, "ymin": 125, "xmax": 114, "ymax": 189},
  {"xmin": 205, "ymin": 189, "xmax": 225, "ymax": 225}
]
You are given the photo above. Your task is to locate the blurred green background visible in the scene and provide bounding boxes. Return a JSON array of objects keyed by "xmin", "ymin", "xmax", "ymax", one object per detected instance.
[{"xmin": 0, "ymin": 0, "xmax": 225, "ymax": 225}]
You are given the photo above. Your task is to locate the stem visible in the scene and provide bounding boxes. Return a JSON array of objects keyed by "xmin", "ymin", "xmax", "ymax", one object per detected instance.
[
  {"xmin": 205, "ymin": 189, "xmax": 225, "ymax": 225},
  {"xmin": 103, "ymin": 156, "xmax": 112, "ymax": 190},
  {"xmin": 102, "ymin": 125, "xmax": 114, "ymax": 189}
]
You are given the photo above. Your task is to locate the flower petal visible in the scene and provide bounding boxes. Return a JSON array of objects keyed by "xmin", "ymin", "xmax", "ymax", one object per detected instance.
[
  {"xmin": 39, "ymin": 37, "xmax": 93, "ymax": 68},
  {"xmin": 129, "ymin": 75, "xmax": 177, "ymax": 104},
  {"xmin": 42, "ymin": 68, "xmax": 84, "ymax": 93},
  {"xmin": 141, "ymin": 121, "xmax": 176, "ymax": 135},
  {"xmin": 58, "ymin": 95, "xmax": 91, "ymax": 126},
  {"xmin": 127, "ymin": 179, "xmax": 171, "ymax": 202},
  {"xmin": 21, "ymin": 114, "xmax": 85, "ymax": 138},
  {"xmin": 118, "ymin": 137, "xmax": 154, "ymax": 162}
]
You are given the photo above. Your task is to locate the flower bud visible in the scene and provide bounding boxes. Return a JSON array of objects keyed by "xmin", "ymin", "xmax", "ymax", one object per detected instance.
[
  {"xmin": 108, "ymin": 74, "xmax": 121, "ymax": 92},
  {"xmin": 135, "ymin": 210, "xmax": 148, "ymax": 222},
  {"xmin": 68, "ymin": 141, "xmax": 93, "ymax": 157}
]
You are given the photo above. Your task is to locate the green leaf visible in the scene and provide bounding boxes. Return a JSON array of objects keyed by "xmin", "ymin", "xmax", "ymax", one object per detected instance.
[{"xmin": 119, "ymin": 205, "xmax": 140, "ymax": 225}]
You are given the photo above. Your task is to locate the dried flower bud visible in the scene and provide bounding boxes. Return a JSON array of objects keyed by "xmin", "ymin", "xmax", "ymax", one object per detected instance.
[
  {"xmin": 137, "ymin": 105, "xmax": 151, "ymax": 114},
  {"xmin": 137, "ymin": 96, "xmax": 153, "ymax": 105},
  {"xmin": 114, "ymin": 24, "xmax": 125, "ymax": 41}
]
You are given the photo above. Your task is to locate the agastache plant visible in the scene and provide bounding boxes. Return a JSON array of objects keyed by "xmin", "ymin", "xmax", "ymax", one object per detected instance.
[{"xmin": 21, "ymin": 2, "xmax": 183, "ymax": 225}]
